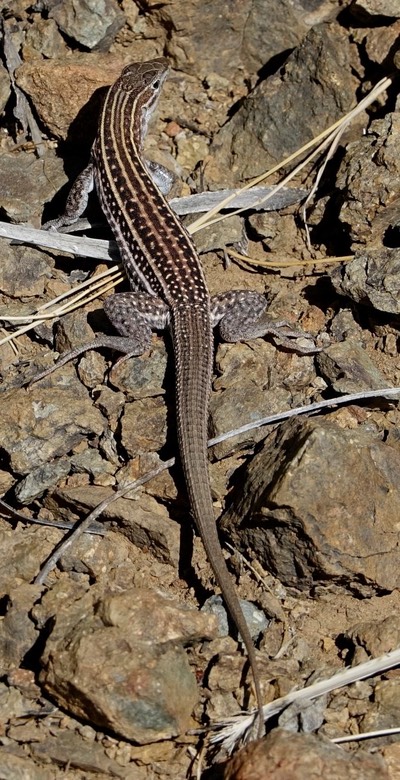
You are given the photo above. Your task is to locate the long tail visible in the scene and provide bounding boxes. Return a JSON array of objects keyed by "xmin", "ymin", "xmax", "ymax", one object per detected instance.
[{"xmin": 171, "ymin": 305, "xmax": 264, "ymax": 736}]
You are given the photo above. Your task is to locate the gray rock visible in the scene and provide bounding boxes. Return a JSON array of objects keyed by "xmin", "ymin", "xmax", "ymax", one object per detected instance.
[
  {"xmin": 109, "ymin": 339, "xmax": 167, "ymax": 399},
  {"xmin": 209, "ymin": 23, "xmax": 357, "ymax": 182},
  {"xmin": 201, "ymin": 594, "xmax": 269, "ymax": 640},
  {"xmin": 0, "ymin": 62, "xmax": 11, "ymax": 114},
  {"xmin": 49, "ymin": 0, "xmax": 125, "ymax": 51},
  {"xmin": 0, "ymin": 151, "xmax": 67, "ymax": 224},
  {"xmin": 14, "ymin": 459, "xmax": 71, "ymax": 504},
  {"xmin": 331, "ymin": 248, "xmax": 400, "ymax": 314},
  {"xmin": 317, "ymin": 341, "xmax": 389, "ymax": 394},
  {"xmin": 0, "ymin": 385, "xmax": 106, "ymax": 475}
]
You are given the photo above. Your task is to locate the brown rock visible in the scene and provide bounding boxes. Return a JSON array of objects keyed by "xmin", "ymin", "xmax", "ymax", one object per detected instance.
[
  {"xmin": 55, "ymin": 485, "xmax": 181, "ymax": 567},
  {"xmin": 221, "ymin": 728, "xmax": 388, "ymax": 779},
  {"xmin": 121, "ymin": 397, "xmax": 167, "ymax": 457},
  {"xmin": 222, "ymin": 418, "xmax": 400, "ymax": 594},
  {"xmin": 0, "ymin": 150, "xmax": 67, "ymax": 225},
  {"xmin": 0, "ymin": 751, "xmax": 53, "ymax": 780},
  {"xmin": 160, "ymin": 0, "xmax": 307, "ymax": 79},
  {"xmin": 15, "ymin": 57, "xmax": 126, "ymax": 139},
  {"xmin": 345, "ymin": 614, "xmax": 400, "ymax": 657},
  {"xmin": 40, "ymin": 587, "xmax": 216, "ymax": 742},
  {"xmin": 350, "ymin": 0, "xmax": 400, "ymax": 19},
  {"xmin": 0, "ymin": 585, "xmax": 40, "ymax": 674}
]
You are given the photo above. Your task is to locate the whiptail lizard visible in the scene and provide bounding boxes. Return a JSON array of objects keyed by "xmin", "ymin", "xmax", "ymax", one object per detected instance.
[{"xmin": 39, "ymin": 58, "xmax": 313, "ymax": 737}]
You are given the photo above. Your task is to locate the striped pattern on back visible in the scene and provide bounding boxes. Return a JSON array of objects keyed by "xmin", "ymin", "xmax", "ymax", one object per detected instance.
[{"xmin": 92, "ymin": 59, "xmax": 209, "ymax": 309}]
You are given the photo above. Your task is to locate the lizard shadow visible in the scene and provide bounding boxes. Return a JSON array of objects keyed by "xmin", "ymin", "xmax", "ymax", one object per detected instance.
[{"xmin": 42, "ymin": 85, "xmax": 109, "ymax": 226}]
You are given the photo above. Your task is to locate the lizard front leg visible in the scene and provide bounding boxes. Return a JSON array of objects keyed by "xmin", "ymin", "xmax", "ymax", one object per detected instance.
[{"xmin": 43, "ymin": 163, "xmax": 95, "ymax": 230}]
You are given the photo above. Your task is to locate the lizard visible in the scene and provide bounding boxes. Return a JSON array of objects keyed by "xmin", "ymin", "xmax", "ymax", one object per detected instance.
[{"xmin": 38, "ymin": 58, "xmax": 314, "ymax": 736}]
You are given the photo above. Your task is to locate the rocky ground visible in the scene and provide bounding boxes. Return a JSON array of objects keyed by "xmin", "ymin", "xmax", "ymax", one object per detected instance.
[{"xmin": 0, "ymin": 0, "xmax": 399, "ymax": 778}]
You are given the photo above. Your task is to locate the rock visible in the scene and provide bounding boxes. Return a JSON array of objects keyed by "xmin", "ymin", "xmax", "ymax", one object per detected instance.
[
  {"xmin": 0, "ymin": 751, "xmax": 53, "ymax": 780},
  {"xmin": 317, "ymin": 341, "xmax": 389, "ymax": 394},
  {"xmin": 345, "ymin": 614, "xmax": 400, "ymax": 657},
  {"xmin": 221, "ymin": 418, "xmax": 400, "ymax": 594},
  {"xmin": 201, "ymin": 594, "xmax": 269, "ymax": 640},
  {"xmin": 0, "ymin": 527, "xmax": 63, "ymax": 595},
  {"xmin": 109, "ymin": 338, "xmax": 168, "ymax": 399},
  {"xmin": 331, "ymin": 248, "xmax": 400, "ymax": 314},
  {"xmin": 15, "ymin": 57, "xmax": 126, "ymax": 139},
  {"xmin": 40, "ymin": 587, "xmax": 216, "ymax": 742},
  {"xmin": 0, "ymin": 385, "xmax": 106, "ymax": 476},
  {"xmin": 349, "ymin": 0, "xmax": 400, "ymax": 19},
  {"xmin": 0, "ymin": 62, "xmax": 11, "ymax": 114},
  {"xmin": 161, "ymin": 0, "xmax": 308, "ymax": 79},
  {"xmin": 48, "ymin": 0, "xmax": 125, "ymax": 51},
  {"xmin": 0, "ymin": 244, "xmax": 54, "ymax": 298},
  {"xmin": 192, "ymin": 214, "xmax": 244, "ymax": 254},
  {"xmin": 14, "ymin": 458, "xmax": 71, "ymax": 503},
  {"xmin": 221, "ymin": 728, "xmax": 388, "ymax": 779},
  {"xmin": 120, "ymin": 397, "xmax": 168, "ymax": 457},
  {"xmin": 53, "ymin": 486, "xmax": 182, "ymax": 567},
  {"xmin": 210, "ymin": 339, "xmax": 316, "ymax": 459},
  {"xmin": 23, "ymin": 18, "xmax": 68, "ymax": 60},
  {"xmin": 359, "ymin": 19, "xmax": 400, "ymax": 66},
  {"xmin": 208, "ymin": 23, "xmax": 358, "ymax": 182},
  {"xmin": 360, "ymin": 679, "xmax": 400, "ymax": 738},
  {"xmin": 0, "ymin": 151, "xmax": 67, "ymax": 224},
  {"xmin": 0, "ymin": 585, "xmax": 40, "ymax": 674},
  {"xmin": 31, "ymin": 730, "xmax": 128, "ymax": 778},
  {"xmin": 335, "ymin": 108, "xmax": 400, "ymax": 249},
  {"xmin": 382, "ymin": 742, "xmax": 400, "ymax": 780}
]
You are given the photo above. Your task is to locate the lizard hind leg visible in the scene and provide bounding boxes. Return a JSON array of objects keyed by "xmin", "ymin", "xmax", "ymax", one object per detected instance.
[
  {"xmin": 211, "ymin": 289, "xmax": 318, "ymax": 352},
  {"xmin": 30, "ymin": 292, "xmax": 169, "ymax": 385},
  {"xmin": 103, "ymin": 291, "xmax": 170, "ymax": 370},
  {"xmin": 210, "ymin": 290, "xmax": 270, "ymax": 341}
]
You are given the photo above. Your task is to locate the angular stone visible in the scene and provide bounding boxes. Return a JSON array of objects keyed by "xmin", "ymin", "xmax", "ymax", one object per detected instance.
[
  {"xmin": 221, "ymin": 728, "xmax": 388, "ymax": 780},
  {"xmin": 40, "ymin": 587, "xmax": 216, "ymax": 742},
  {"xmin": 15, "ymin": 57, "xmax": 125, "ymax": 139},
  {"xmin": 0, "ymin": 62, "xmax": 11, "ymax": 114},
  {"xmin": 317, "ymin": 340, "xmax": 389, "ymax": 394},
  {"xmin": 335, "ymin": 109, "xmax": 400, "ymax": 249},
  {"xmin": 49, "ymin": 0, "xmax": 125, "ymax": 51},
  {"xmin": 209, "ymin": 23, "xmax": 358, "ymax": 182},
  {"xmin": 0, "ymin": 151, "xmax": 67, "ymax": 224},
  {"xmin": 0, "ymin": 385, "xmax": 105, "ymax": 475},
  {"xmin": 331, "ymin": 248, "xmax": 400, "ymax": 314},
  {"xmin": 54, "ymin": 486, "xmax": 181, "ymax": 567},
  {"xmin": 0, "ymin": 751, "xmax": 53, "ymax": 780},
  {"xmin": 222, "ymin": 418, "xmax": 400, "ymax": 594}
]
